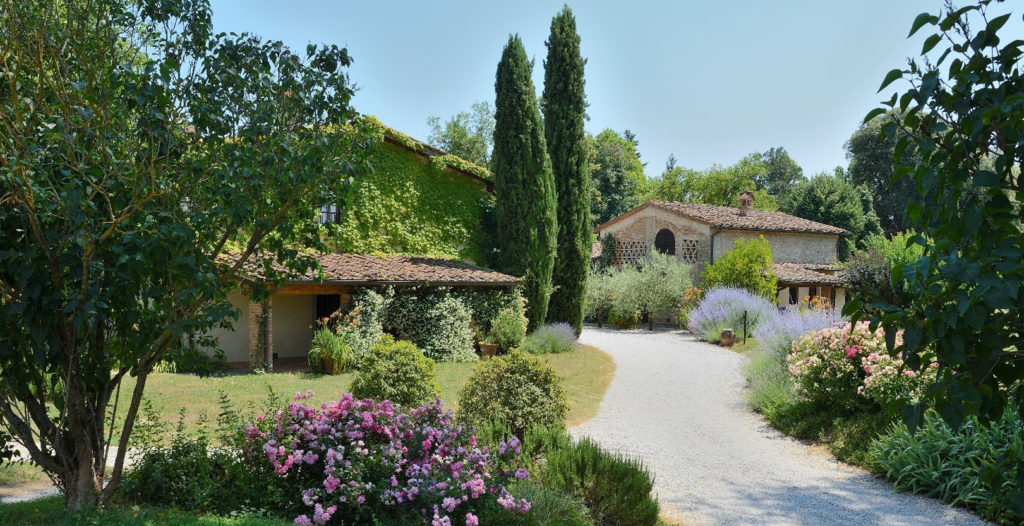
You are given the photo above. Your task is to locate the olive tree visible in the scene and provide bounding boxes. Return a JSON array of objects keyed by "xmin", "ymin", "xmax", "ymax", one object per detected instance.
[{"xmin": 0, "ymin": 0, "xmax": 370, "ymax": 508}]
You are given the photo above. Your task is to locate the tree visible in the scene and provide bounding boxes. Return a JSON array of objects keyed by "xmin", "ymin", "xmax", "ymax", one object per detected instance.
[
  {"xmin": 634, "ymin": 253, "xmax": 694, "ymax": 330},
  {"xmin": 542, "ymin": 6, "xmax": 590, "ymax": 335},
  {"xmin": 845, "ymin": 112, "xmax": 919, "ymax": 234},
  {"xmin": 754, "ymin": 147, "xmax": 804, "ymax": 198},
  {"xmin": 782, "ymin": 172, "xmax": 881, "ymax": 260},
  {"xmin": 0, "ymin": 0, "xmax": 369, "ymax": 508},
  {"xmin": 492, "ymin": 35, "xmax": 558, "ymax": 330},
  {"xmin": 646, "ymin": 154, "xmax": 778, "ymax": 210},
  {"xmin": 589, "ymin": 129, "xmax": 647, "ymax": 226},
  {"xmin": 853, "ymin": 0, "xmax": 1024, "ymax": 425},
  {"xmin": 426, "ymin": 101, "xmax": 495, "ymax": 166},
  {"xmin": 700, "ymin": 237, "xmax": 778, "ymax": 299}
]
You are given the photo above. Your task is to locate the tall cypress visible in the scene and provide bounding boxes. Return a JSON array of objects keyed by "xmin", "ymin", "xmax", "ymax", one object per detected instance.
[
  {"xmin": 542, "ymin": 6, "xmax": 589, "ymax": 334},
  {"xmin": 492, "ymin": 35, "xmax": 557, "ymax": 330}
]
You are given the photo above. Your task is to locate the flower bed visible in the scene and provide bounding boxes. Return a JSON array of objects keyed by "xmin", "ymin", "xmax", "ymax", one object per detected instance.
[
  {"xmin": 244, "ymin": 392, "xmax": 530, "ymax": 525},
  {"xmin": 687, "ymin": 287, "xmax": 774, "ymax": 343}
]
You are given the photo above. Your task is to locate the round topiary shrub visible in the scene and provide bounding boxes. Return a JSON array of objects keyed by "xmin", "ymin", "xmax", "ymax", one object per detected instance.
[
  {"xmin": 351, "ymin": 337, "xmax": 441, "ymax": 407},
  {"xmin": 458, "ymin": 350, "xmax": 567, "ymax": 435},
  {"xmin": 489, "ymin": 302, "xmax": 528, "ymax": 352}
]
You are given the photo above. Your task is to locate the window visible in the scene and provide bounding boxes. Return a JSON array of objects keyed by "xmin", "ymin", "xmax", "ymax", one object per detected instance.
[
  {"xmin": 614, "ymin": 240, "xmax": 649, "ymax": 266},
  {"xmin": 789, "ymin": 287, "xmax": 798, "ymax": 305},
  {"xmin": 654, "ymin": 229, "xmax": 675, "ymax": 255},
  {"xmin": 679, "ymin": 239, "xmax": 700, "ymax": 263},
  {"xmin": 319, "ymin": 204, "xmax": 341, "ymax": 224}
]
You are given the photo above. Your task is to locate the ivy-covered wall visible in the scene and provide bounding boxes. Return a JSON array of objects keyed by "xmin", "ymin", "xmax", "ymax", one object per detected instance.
[{"xmin": 325, "ymin": 117, "xmax": 493, "ymax": 263}]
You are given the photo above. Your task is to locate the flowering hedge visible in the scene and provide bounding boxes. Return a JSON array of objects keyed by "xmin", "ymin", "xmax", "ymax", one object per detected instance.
[
  {"xmin": 687, "ymin": 287, "xmax": 774, "ymax": 342},
  {"xmin": 754, "ymin": 306, "xmax": 840, "ymax": 360},
  {"xmin": 245, "ymin": 392, "xmax": 530, "ymax": 525},
  {"xmin": 787, "ymin": 322, "xmax": 935, "ymax": 410}
]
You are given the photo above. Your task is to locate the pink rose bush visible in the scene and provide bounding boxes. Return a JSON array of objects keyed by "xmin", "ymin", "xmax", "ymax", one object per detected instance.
[
  {"xmin": 244, "ymin": 392, "xmax": 530, "ymax": 525},
  {"xmin": 787, "ymin": 322, "xmax": 935, "ymax": 410}
]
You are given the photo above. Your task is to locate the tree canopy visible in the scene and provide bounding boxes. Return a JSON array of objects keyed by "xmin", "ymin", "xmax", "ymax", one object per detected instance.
[
  {"xmin": 646, "ymin": 154, "xmax": 778, "ymax": 211},
  {"xmin": 783, "ymin": 172, "xmax": 881, "ymax": 260},
  {"xmin": 754, "ymin": 147, "xmax": 804, "ymax": 199},
  {"xmin": 0, "ymin": 0, "xmax": 369, "ymax": 508},
  {"xmin": 426, "ymin": 101, "xmax": 495, "ymax": 167},
  {"xmin": 588, "ymin": 129, "xmax": 647, "ymax": 226},
  {"xmin": 701, "ymin": 237, "xmax": 778, "ymax": 299},
  {"xmin": 845, "ymin": 112, "xmax": 920, "ymax": 235}
]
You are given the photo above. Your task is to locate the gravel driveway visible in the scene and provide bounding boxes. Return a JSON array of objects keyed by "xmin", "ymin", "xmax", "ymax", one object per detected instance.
[{"xmin": 572, "ymin": 328, "xmax": 987, "ymax": 526}]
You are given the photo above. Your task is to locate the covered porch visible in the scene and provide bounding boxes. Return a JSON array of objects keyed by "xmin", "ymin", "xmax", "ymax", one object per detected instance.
[{"xmin": 773, "ymin": 262, "xmax": 847, "ymax": 311}]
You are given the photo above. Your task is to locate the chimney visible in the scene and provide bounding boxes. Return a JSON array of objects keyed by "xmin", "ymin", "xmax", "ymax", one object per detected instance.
[{"xmin": 738, "ymin": 190, "xmax": 755, "ymax": 216}]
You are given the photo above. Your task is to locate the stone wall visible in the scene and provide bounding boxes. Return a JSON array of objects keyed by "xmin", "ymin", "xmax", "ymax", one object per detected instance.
[
  {"xmin": 712, "ymin": 230, "xmax": 838, "ymax": 264},
  {"xmin": 599, "ymin": 207, "xmax": 712, "ymax": 265}
]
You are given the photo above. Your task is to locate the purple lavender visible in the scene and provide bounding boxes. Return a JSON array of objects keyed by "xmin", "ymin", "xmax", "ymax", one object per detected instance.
[
  {"xmin": 687, "ymin": 287, "xmax": 775, "ymax": 342},
  {"xmin": 754, "ymin": 307, "xmax": 842, "ymax": 360}
]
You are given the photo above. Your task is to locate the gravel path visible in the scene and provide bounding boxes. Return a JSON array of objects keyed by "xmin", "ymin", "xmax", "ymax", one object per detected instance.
[{"xmin": 572, "ymin": 328, "xmax": 987, "ymax": 526}]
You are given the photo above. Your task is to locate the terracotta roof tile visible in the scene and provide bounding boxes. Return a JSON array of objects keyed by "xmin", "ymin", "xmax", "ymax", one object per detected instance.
[
  {"xmin": 222, "ymin": 252, "xmax": 519, "ymax": 286},
  {"xmin": 773, "ymin": 263, "xmax": 847, "ymax": 286},
  {"xmin": 645, "ymin": 201, "xmax": 850, "ymax": 235}
]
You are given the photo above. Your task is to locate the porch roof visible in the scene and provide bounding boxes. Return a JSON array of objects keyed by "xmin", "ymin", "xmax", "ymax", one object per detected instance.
[{"xmin": 773, "ymin": 262, "xmax": 846, "ymax": 287}]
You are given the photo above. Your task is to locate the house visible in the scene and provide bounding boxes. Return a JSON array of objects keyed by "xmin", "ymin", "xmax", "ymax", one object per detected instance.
[
  {"xmin": 595, "ymin": 191, "xmax": 850, "ymax": 310},
  {"xmin": 204, "ymin": 119, "xmax": 517, "ymax": 369}
]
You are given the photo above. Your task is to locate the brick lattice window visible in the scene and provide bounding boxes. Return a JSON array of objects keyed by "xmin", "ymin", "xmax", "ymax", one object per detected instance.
[
  {"xmin": 679, "ymin": 238, "xmax": 700, "ymax": 263},
  {"xmin": 614, "ymin": 240, "xmax": 648, "ymax": 266}
]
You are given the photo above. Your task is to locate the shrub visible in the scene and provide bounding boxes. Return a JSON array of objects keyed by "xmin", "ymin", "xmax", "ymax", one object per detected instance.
[
  {"xmin": 344, "ymin": 289, "xmax": 389, "ymax": 358},
  {"xmin": 869, "ymin": 404, "xmax": 1023, "ymax": 523},
  {"xmin": 584, "ymin": 268, "xmax": 614, "ymax": 327},
  {"xmin": 479, "ymin": 479, "xmax": 595, "ymax": 526},
  {"xmin": 754, "ymin": 306, "xmax": 840, "ymax": 360},
  {"xmin": 687, "ymin": 287, "xmax": 774, "ymax": 342},
  {"xmin": 155, "ymin": 344, "xmax": 227, "ymax": 376},
  {"xmin": 420, "ymin": 295, "xmax": 478, "ymax": 363},
  {"xmin": 490, "ymin": 302, "xmax": 528, "ymax": 352},
  {"xmin": 521, "ymin": 323, "xmax": 577, "ymax": 354},
  {"xmin": 350, "ymin": 337, "xmax": 440, "ymax": 407},
  {"xmin": 545, "ymin": 437, "xmax": 659, "ymax": 526},
  {"xmin": 245, "ymin": 394, "xmax": 532, "ymax": 525},
  {"xmin": 787, "ymin": 322, "xmax": 935, "ymax": 411},
  {"xmin": 677, "ymin": 286, "xmax": 704, "ymax": 329},
  {"xmin": 632, "ymin": 253, "xmax": 693, "ymax": 329},
  {"xmin": 607, "ymin": 302, "xmax": 639, "ymax": 330},
  {"xmin": 458, "ymin": 350, "xmax": 568, "ymax": 436},
  {"xmin": 700, "ymin": 236, "xmax": 777, "ymax": 299},
  {"xmin": 307, "ymin": 327, "xmax": 357, "ymax": 374},
  {"xmin": 745, "ymin": 349, "xmax": 798, "ymax": 416}
]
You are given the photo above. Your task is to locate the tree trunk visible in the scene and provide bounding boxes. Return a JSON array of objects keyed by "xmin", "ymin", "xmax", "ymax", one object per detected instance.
[
  {"xmin": 648, "ymin": 312, "xmax": 654, "ymax": 331},
  {"xmin": 63, "ymin": 456, "xmax": 102, "ymax": 510},
  {"xmin": 597, "ymin": 309, "xmax": 602, "ymax": 328}
]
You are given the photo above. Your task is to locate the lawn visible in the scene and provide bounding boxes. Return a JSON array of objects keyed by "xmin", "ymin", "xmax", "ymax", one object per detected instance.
[
  {"xmin": 116, "ymin": 344, "xmax": 615, "ymax": 434},
  {"xmin": 0, "ymin": 496, "xmax": 291, "ymax": 526}
]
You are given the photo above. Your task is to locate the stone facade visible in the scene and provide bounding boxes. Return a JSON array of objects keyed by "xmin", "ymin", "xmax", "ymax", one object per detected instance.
[
  {"xmin": 712, "ymin": 230, "xmax": 837, "ymax": 264},
  {"xmin": 599, "ymin": 206, "xmax": 713, "ymax": 265}
]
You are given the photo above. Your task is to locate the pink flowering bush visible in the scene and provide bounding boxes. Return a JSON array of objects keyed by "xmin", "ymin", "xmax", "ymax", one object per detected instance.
[
  {"xmin": 244, "ymin": 392, "xmax": 530, "ymax": 526},
  {"xmin": 787, "ymin": 322, "xmax": 934, "ymax": 410}
]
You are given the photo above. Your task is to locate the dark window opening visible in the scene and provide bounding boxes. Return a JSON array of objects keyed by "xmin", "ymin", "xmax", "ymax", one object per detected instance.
[
  {"xmin": 788, "ymin": 287, "xmax": 798, "ymax": 305},
  {"xmin": 808, "ymin": 287, "xmax": 818, "ymax": 298},
  {"xmin": 315, "ymin": 294, "xmax": 341, "ymax": 324},
  {"xmin": 654, "ymin": 228, "xmax": 675, "ymax": 255}
]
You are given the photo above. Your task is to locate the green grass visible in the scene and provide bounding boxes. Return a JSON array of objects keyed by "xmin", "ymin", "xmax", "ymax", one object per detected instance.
[
  {"xmin": 0, "ymin": 495, "xmax": 291, "ymax": 525},
  {"xmin": 117, "ymin": 344, "xmax": 614, "ymax": 432},
  {"xmin": 728, "ymin": 336, "xmax": 759, "ymax": 354}
]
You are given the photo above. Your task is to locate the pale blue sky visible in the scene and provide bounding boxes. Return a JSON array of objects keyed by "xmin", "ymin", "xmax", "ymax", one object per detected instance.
[{"xmin": 210, "ymin": 1, "xmax": 1022, "ymax": 177}]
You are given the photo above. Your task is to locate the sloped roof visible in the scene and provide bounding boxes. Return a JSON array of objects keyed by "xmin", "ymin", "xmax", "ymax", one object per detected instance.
[
  {"xmin": 773, "ymin": 263, "xmax": 846, "ymax": 286},
  {"xmin": 223, "ymin": 252, "xmax": 519, "ymax": 287},
  {"xmin": 599, "ymin": 201, "xmax": 850, "ymax": 236}
]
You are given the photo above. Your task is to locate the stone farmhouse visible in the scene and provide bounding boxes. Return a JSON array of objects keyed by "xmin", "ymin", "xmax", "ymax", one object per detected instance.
[{"xmin": 595, "ymin": 191, "xmax": 849, "ymax": 310}]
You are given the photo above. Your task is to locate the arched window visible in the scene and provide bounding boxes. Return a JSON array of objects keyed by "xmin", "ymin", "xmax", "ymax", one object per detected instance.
[{"xmin": 654, "ymin": 228, "xmax": 675, "ymax": 255}]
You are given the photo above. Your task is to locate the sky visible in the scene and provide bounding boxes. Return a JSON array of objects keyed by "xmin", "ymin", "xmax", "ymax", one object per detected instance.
[{"xmin": 209, "ymin": 1, "xmax": 1024, "ymax": 178}]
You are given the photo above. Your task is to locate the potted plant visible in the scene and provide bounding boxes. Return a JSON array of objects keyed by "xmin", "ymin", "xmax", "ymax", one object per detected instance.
[
  {"xmin": 475, "ymin": 326, "xmax": 499, "ymax": 358},
  {"xmin": 308, "ymin": 327, "xmax": 356, "ymax": 374}
]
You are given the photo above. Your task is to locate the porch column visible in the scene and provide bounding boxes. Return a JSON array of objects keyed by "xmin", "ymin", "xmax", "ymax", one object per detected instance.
[
  {"xmin": 248, "ymin": 296, "xmax": 274, "ymax": 371},
  {"xmin": 264, "ymin": 297, "xmax": 274, "ymax": 372}
]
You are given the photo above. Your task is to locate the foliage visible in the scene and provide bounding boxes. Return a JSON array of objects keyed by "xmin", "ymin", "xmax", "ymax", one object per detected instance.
[
  {"xmin": 545, "ymin": 437, "xmax": 660, "ymax": 526},
  {"xmin": 543, "ymin": 6, "xmax": 591, "ymax": 336},
  {"xmin": 421, "ymin": 296, "xmax": 478, "ymax": 363},
  {"xmin": 343, "ymin": 289, "xmax": 389, "ymax": 359},
  {"xmin": 633, "ymin": 253, "xmax": 694, "ymax": 329},
  {"xmin": 782, "ymin": 172, "xmax": 882, "ymax": 260},
  {"xmin": 521, "ymin": 323, "xmax": 578, "ymax": 355},
  {"xmin": 646, "ymin": 153, "xmax": 778, "ymax": 211},
  {"xmin": 687, "ymin": 287, "xmax": 775, "ymax": 343},
  {"xmin": 325, "ymin": 123, "xmax": 493, "ymax": 261},
  {"xmin": 493, "ymin": 35, "xmax": 558, "ymax": 331},
  {"xmin": 845, "ymin": 111, "xmax": 919, "ymax": 235},
  {"xmin": 754, "ymin": 147, "xmax": 804, "ymax": 199},
  {"xmin": 868, "ymin": 403, "xmax": 1024, "ymax": 523},
  {"xmin": 245, "ymin": 393, "xmax": 531, "ymax": 525},
  {"xmin": 155, "ymin": 345, "xmax": 228, "ymax": 377},
  {"xmin": 607, "ymin": 304, "xmax": 640, "ymax": 330},
  {"xmin": 700, "ymin": 237, "xmax": 778, "ymax": 299},
  {"xmin": 383, "ymin": 288, "xmax": 485, "ymax": 363},
  {"xmin": 426, "ymin": 101, "xmax": 495, "ymax": 166},
  {"xmin": 307, "ymin": 328, "xmax": 357, "ymax": 375},
  {"xmin": 0, "ymin": 495, "xmax": 293, "ymax": 526},
  {"xmin": 593, "ymin": 233, "xmax": 618, "ymax": 271},
  {"xmin": 0, "ymin": 0, "xmax": 370, "ymax": 508},
  {"xmin": 754, "ymin": 307, "xmax": 841, "ymax": 361},
  {"xmin": 857, "ymin": 0, "xmax": 1024, "ymax": 425},
  {"xmin": 350, "ymin": 337, "xmax": 441, "ymax": 407},
  {"xmin": 788, "ymin": 323, "xmax": 935, "ymax": 412},
  {"xmin": 677, "ymin": 287, "xmax": 704, "ymax": 329},
  {"xmin": 482, "ymin": 479, "xmax": 596, "ymax": 526},
  {"xmin": 745, "ymin": 350, "xmax": 799, "ymax": 417},
  {"xmin": 584, "ymin": 268, "xmax": 615, "ymax": 326},
  {"xmin": 490, "ymin": 303, "xmax": 529, "ymax": 352},
  {"xmin": 588, "ymin": 129, "xmax": 648, "ymax": 227},
  {"xmin": 458, "ymin": 351, "xmax": 568, "ymax": 436}
]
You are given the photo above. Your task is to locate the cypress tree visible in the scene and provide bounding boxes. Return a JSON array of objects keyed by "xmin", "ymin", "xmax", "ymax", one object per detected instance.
[
  {"xmin": 492, "ymin": 35, "xmax": 557, "ymax": 330},
  {"xmin": 542, "ymin": 6, "xmax": 589, "ymax": 334}
]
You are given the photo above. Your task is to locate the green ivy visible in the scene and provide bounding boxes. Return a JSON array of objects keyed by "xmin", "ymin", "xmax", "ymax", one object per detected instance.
[{"xmin": 324, "ymin": 118, "xmax": 494, "ymax": 262}]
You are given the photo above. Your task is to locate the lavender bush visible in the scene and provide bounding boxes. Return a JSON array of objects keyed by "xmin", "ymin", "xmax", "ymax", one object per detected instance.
[
  {"xmin": 755, "ymin": 307, "xmax": 841, "ymax": 360},
  {"xmin": 520, "ymin": 323, "xmax": 577, "ymax": 354},
  {"xmin": 687, "ymin": 287, "xmax": 774, "ymax": 342}
]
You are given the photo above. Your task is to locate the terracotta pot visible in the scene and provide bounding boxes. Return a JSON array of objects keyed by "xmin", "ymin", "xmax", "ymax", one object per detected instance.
[
  {"xmin": 720, "ymin": 329, "xmax": 736, "ymax": 347},
  {"xmin": 321, "ymin": 357, "xmax": 342, "ymax": 374},
  {"xmin": 479, "ymin": 342, "xmax": 499, "ymax": 358}
]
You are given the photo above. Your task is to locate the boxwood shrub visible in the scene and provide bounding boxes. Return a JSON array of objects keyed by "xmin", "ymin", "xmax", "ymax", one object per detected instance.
[
  {"xmin": 458, "ymin": 351, "xmax": 567, "ymax": 435},
  {"xmin": 351, "ymin": 336, "xmax": 440, "ymax": 407}
]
